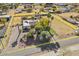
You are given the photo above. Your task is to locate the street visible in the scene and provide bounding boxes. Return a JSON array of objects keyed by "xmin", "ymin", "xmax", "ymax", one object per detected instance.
[
  {"xmin": 4, "ymin": 26, "xmax": 19, "ymax": 51},
  {"xmin": 58, "ymin": 37, "xmax": 79, "ymax": 48},
  {"xmin": 0, "ymin": 36, "xmax": 79, "ymax": 56}
]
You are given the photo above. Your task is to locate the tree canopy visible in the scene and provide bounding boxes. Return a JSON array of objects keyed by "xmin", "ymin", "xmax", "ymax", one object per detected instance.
[
  {"xmin": 35, "ymin": 17, "xmax": 50, "ymax": 32},
  {"xmin": 39, "ymin": 31, "xmax": 51, "ymax": 43}
]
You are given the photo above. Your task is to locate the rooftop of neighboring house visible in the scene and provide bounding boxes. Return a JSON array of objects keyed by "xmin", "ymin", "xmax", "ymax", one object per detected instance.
[{"xmin": 0, "ymin": 15, "xmax": 11, "ymax": 18}]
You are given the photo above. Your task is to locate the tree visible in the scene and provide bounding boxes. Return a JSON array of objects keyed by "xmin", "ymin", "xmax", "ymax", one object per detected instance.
[
  {"xmin": 47, "ymin": 13, "xmax": 51, "ymax": 18},
  {"xmin": 40, "ymin": 17, "xmax": 50, "ymax": 30},
  {"xmin": 51, "ymin": 16, "xmax": 54, "ymax": 20},
  {"xmin": 1, "ymin": 18, "xmax": 6, "ymax": 26},
  {"xmin": 26, "ymin": 31, "xmax": 34, "ymax": 45},
  {"xmin": 27, "ymin": 32, "xmax": 34, "ymax": 39},
  {"xmin": 52, "ymin": 5, "xmax": 57, "ymax": 11},
  {"xmin": 35, "ymin": 17, "xmax": 50, "ymax": 32},
  {"xmin": 40, "ymin": 8, "xmax": 44, "ymax": 12},
  {"xmin": 70, "ymin": 15, "xmax": 73, "ymax": 18},
  {"xmin": 39, "ymin": 31, "xmax": 51, "ymax": 43},
  {"xmin": 35, "ymin": 21, "xmax": 43, "ymax": 34},
  {"xmin": 14, "ymin": 4, "xmax": 19, "ymax": 9},
  {"xmin": 39, "ymin": 4, "xmax": 43, "ymax": 6},
  {"xmin": 31, "ymin": 16, "xmax": 35, "ymax": 19},
  {"xmin": 27, "ymin": 8, "xmax": 32, "ymax": 13}
]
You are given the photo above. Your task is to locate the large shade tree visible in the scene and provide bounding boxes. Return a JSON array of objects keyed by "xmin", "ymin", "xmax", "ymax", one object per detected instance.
[
  {"xmin": 35, "ymin": 17, "xmax": 50, "ymax": 32},
  {"xmin": 39, "ymin": 31, "xmax": 51, "ymax": 43}
]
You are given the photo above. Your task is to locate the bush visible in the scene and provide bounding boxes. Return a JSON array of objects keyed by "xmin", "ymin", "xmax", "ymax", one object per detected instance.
[
  {"xmin": 47, "ymin": 13, "xmax": 51, "ymax": 18},
  {"xmin": 27, "ymin": 32, "xmax": 34, "ymax": 38}
]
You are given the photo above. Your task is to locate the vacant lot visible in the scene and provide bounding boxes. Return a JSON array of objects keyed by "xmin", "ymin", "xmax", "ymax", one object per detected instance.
[
  {"xmin": 50, "ymin": 15, "xmax": 75, "ymax": 38},
  {"xmin": 59, "ymin": 12, "xmax": 79, "ymax": 18},
  {"xmin": 12, "ymin": 17, "xmax": 21, "ymax": 26}
]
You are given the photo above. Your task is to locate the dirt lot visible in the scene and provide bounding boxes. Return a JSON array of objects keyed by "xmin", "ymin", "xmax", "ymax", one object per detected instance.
[
  {"xmin": 12, "ymin": 17, "xmax": 21, "ymax": 26},
  {"xmin": 50, "ymin": 15, "xmax": 75, "ymax": 38},
  {"xmin": 63, "ymin": 50, "xmax": 79, "ymax": 56},
  {"xmin": 59, "ymin": 12, "xmax": 79, "ymax": 18}
]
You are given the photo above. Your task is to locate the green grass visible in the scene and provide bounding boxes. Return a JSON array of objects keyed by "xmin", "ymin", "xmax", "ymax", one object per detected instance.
[{"xmin": 49, "ymin": 28, "xmax": 58, "ymax": 35}]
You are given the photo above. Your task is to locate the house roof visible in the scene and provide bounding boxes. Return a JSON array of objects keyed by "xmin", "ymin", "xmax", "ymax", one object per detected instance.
[
  {"xmin": 23, "ymin": 20, "xmax": 37, "ymax": 27},
  {"xmin": 63, "ymin": 17, "xmax": 76, "ymax": 24},
  {"xmin": 0, "ymin": 15, "xmax": 11, "ymax": 18}
]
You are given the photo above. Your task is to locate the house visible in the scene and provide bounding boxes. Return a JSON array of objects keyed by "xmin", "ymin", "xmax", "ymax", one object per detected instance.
[
  {"xmin": 57, "ymin": 7, "xmax": 70, "ymax": 13},
  {"xmin": 0, "ymin": 15, "xmax": 11, "ymax": 21},
  {"xmin": 44, "ymin": 3, "xmax": 53, "ymax": 8},
  {"xmin": 22, "ymin": 19, "xmax": 37, "ymax": 32},
  {"xmin": 44, "ymin": 7, "xmax": 51, "ymax": 12},
  {"xmin": 62, "ymin": 17, "xmax": 76, "ymax": 24},
  {"xmin": 23, "ymin": 3, "xmax": 33, "ymax": 9},
  {"xmin": 34, "ymin": 14, "xmax": 48, "ymax": 20},
  {"xmin": 55, "ymin": 3, "xmax": 67, "ymax": 6},
  {"xmin": 0, "ymin": 10, "xmax": 7, "ymax": 15},
  {"xmin": 74, "ymin": 28, "xmax": 79, "ymax": 35},
  {"xmin": 15, "ymin": 8, "xmax": 22, "ymax": 14}
]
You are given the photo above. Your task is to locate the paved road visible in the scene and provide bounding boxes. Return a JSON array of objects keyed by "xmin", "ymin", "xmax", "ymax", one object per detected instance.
[
  {"xmin": 58, "ymin": 37, "xmax": 79, "ymax": 48},
  {"xmin": 0, "ymin": 36, "xmax": 79, "ymax": 56},
  {"xmin": 0, "ymin": 47, "xmax": 42, "ymax": 56},
  {"xmin": 4, "ymin": 26, "xmax": 19, "ymax": 51}
]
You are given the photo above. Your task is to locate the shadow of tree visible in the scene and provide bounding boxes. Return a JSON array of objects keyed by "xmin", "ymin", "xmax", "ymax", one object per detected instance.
[
  {"xmin": 11, "ymin": 40, "xmax": 17, "ymax": 47},
  {"xmin": 38, "ymin": 43, "xmax": 58, "ymax": 52},
  {"xmin": 34, "ymin": 34, "xmax": 60, "ymax": 52},
  {"xmin": 26, "ymin": 38, "xmax": 35, "ymax": 45},
  {"xmin": 23, "ymin": 28, "xmax": 30, "ymax": 32}
]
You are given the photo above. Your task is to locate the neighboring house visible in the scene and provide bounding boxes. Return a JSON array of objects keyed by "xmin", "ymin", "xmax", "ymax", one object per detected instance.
[
  {"xmin": 0, "ymin": 15, "xmax": 11, "ymax": 21},
  {"xmin": 35, "ymin": 14, "xmax": 47, "ymax": 17},
  {"xmin": 55, "ymin": 3, "xmax": 67, "ymax": 6},
  {"xmin": 66, "ymin": 18, "xmax": 76, "ymax": 24},
  {"xmin": 44, "ymin": 3, "xmax": 53, "ymax": 8},
  {"xmin": 44, "ymin": 7, "xmax": 51, "ymax": 12},
  {"xmin": 58, "ymin": 7, "xmax": 70, "ymax": 13},
  {"xmin": 62, "ymin": 17, "xmax": 77, "ymax": 24},
  {"xmin": 15, "ymin": 8, "xmax": 22, "ymax": 14},
  {"xmin": 24, "ymin": 3, "xmax": 33, "ymax": 8},
  {"xmin": 34, "ymin": 14, "xmax": 48, "ymax": 20},
  {"xmin": 0, "ymin": 10, "xmax": 7, "ymax": 15}
]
